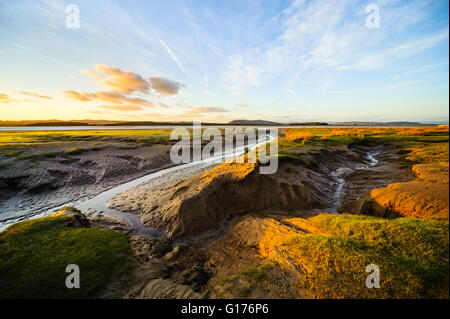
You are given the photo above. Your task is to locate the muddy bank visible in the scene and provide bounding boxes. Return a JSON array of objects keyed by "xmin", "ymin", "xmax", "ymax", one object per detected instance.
[
  {"xmin": 361, "ymin": 163, "xmax": 449, "ymax": 219},
  {"xmin": 338, "ymin": 144, "xmax": 414, "ymax": 214},
  {"xmin": 110, "ymin": 162, "xmax": 316, "ymax": 239},
  {"xmin": 0, "ymin": 143, "xmax": 173, "ymax": 225},
  {"xmin": 108, "ymin": 143, "xmax": 409, "ymax": 239}
]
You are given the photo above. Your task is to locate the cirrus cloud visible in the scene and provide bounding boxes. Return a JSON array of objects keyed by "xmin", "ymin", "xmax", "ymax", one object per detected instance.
[
  {"xmin": 98, "ymin": 105, "xmax": 143, "ymax": 111},
  {"xmin": 20, "ymin": 91, "xmax": 53, "ymax": 99},
  {"xmin": 0, "ymin": 93, "xmax": 15, "ymax": 103},
  {"xmin": 186, "ymin": 106, "xmax": 228, "ymax": 115}
]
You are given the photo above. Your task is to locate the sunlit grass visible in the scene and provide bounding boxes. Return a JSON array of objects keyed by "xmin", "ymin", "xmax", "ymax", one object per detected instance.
[
  {"xmin": 0, "ymin": 129, "xmax": 174, "ymax": 160},
  {"xmin": 269, "ymin": 214, "xmax": 449, "ymax": 298},
  {"xmin": 278, "ymin": 126, "xmax": 449, "ymax": 164}
]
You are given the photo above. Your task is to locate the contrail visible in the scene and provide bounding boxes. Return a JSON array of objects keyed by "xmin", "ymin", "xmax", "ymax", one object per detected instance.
[
  {"xmin": 158, "ymin": 38, "xmax": 188, "ymax": 74},
  {"xmin": 9, "ymin": 41, "xmax": 77, "ymax": 69}
]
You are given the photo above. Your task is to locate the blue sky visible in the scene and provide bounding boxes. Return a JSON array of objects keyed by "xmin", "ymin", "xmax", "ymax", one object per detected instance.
[{"xmin": 0, "ymin": 0, "xmax": 448, "ymax": 123}]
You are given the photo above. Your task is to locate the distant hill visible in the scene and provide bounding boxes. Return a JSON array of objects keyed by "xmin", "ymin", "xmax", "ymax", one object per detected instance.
[
  {"xmin": 1, "ymin": 119, "xmax": 446, "ymax": 127},
  {"xmin": 25, "ymin": 122, "xmax": 89, "ymax": 127},
  {"xmin": 0, "ymin": 120, "xmax": 121, "ymax": 126},
  {"xmin": 228, "ymin": 120, "xmax": 282, "ymax": 125}
]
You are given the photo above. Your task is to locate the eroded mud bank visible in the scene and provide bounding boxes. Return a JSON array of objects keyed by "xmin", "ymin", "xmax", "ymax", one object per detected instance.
[
  {"xmin": 108, "ymin": 142, "xmax": 412, "ymax": 240},
  {"xmin": 0, "ymin": 144, "xmax": 174, "ymax": 227},
  {"xmin": 98, "ymin": 142, "xmax": 424, "ymax": 298}
]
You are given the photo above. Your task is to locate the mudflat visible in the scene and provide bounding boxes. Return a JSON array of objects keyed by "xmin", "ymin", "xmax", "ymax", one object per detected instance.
[{"xmin": 1, "ymin": 126, "xmax": 449, "ymax": 298}]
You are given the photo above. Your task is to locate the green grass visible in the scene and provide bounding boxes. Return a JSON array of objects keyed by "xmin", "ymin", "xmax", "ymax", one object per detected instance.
[
  {"xmin": 241, "ymin": 263, "xmax": 275, "ymax": 282},
  {"xmin": 65, "ymin": 147, "xmax": 85, "ymax": 155},
  {"xmin": 216, "ymin": 275, "xmax": 238, "ymax": 286},
  {"xmin": 4, "ymin": 149, "xmax": 25, "ymax": 157},
  {"xmin": 215, "ymin": 262, "xmax": 275, "ymax": 298},
  {"xmin": 15, "ymin": 151, "xmax": 61, "ymax": 161},
  {"xmin": 282, "ymin": 214, "xmax": 449, "ymax": 298},
  {"xmin": 0, "ymin": 129, "xmax": 173, "ymax": 156},
  {"xmin": 0, "ymin": 215, "xmax": 134, "ymax": 298}
]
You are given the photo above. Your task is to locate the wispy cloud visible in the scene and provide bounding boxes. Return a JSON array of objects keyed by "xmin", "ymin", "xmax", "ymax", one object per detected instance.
[
  {"xmin": 338, "ymin": 29, "xmax": 449, "ymax": 71},
  {"xmin": 222, "ymin": 0, "xmax": 447, "ymax": 94},
  {"xmin": 63, "ymin": 91, "xmax": 97, "ymax": 102},
  {"xmin": 20, "ymin": 92, "xmax": 53, "ymax": 99},
  {"xmin": 0, "ymin": 93, "xmax": 16, "ymax": 103},
  {"xmin": 9, "ymin": 41, "xmax": 76, "ymax": 68},
  {"xmin": 98, "ymin": 105, "xmax": 143, "ymax": 111},
  {"xmin": 63, "ymin": 90, "xmax": 154, "ymax": 107},
  {"xmin": 186, "ymin": 106, "xmax": 228, "ymax": 115}
]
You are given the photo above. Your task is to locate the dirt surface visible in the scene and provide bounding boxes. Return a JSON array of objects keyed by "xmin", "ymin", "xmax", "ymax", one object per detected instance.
[
  {"xmin": 0, "ymin": 143, "xmax": 173, "ymax": 225},
  {"xmin": 362, "ymin": 162, "xmax": 449, "ymax": 218},
  {"xmin": 338, "ymin": 144, "xmax": 414, "ymax": 214},
  {"xmin": 203, "ymin": 213, "xmax": 309, "ymax": 298},
  {"xmin": 109, "ymin": 161, "xmax": 317, "ymax": 239},
  {"xmin": 109, "ymin": 143, "xmax": 410, "ymax": 239},
  {"xmin": 3, "ymin": 133, "xmax": 447, "ymax": 298}
]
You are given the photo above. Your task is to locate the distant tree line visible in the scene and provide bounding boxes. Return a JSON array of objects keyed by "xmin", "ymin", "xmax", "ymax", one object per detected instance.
[{"xmin": 289, "ymin": 122, "xmax": 329, "ymax": 126}]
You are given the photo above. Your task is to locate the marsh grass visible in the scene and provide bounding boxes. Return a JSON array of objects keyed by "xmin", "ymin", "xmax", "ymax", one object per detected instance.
[
  {"xmin": 0, "ymin": 215, "xmax": 134, "ymax": 298},
  {"xmin": 282, "ymin": 214, "xmax": 449, "ymax": 298},
  {"xmin": 279, "ymin": 126, "xmax": 449, "ymax": 164},
  {"xmin": 0, "ymin": 129, "xmax": 173, "ymax": 158},
  {"xmin": 215, "ymin": 262, "xmax": 275, "ymax": 298}
]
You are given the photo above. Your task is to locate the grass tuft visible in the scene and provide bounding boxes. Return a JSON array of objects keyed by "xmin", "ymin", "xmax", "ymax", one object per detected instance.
[{"xmin": 0, "ymin": 215, "xmax": 134, "ymax": 298}]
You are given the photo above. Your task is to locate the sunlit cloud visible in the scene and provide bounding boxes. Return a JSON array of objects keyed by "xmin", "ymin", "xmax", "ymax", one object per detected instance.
[
  {"xmin": 73, "ymin": 64, "xmax": 183, "ymax": 111},
  {"xmin": 186, "ymin": 106, "xmax": 228, "ymax": 115},
  {"xmin": 80, "ymin": 64, "xmax": 150, "ymax": 93},
  {"xmin": 0, "ymin": 93, "xmax": 15, "ymax": 103},
  {"xmin": 95, "ymin": 91, "xmax": 154, "ymax": 107},
  {"xmin": 20, "ymin": 91, "xmax": 53, "ymax": 99},
  {"xmin": 235, "ymin": 103, "xmax": 248, "ymax": 107},
  {"xmin": 98, "ymin": 105, "xmax": 143, "ymax": 111},
  {"xmin": 80, "ymin": 69, "xmax": 104, "ymax": 80},
  {"xmin": 64, "ymin": 90, "xmax": 154, "ymax": 107},
  {"xmin": 63, "ymin": 90, "xmax": 97, "ymax": 101}
]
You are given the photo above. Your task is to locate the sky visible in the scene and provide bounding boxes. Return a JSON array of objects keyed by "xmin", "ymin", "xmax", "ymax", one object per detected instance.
[{"xmin": 0, "ymin": 0, "xmax": 448, "ymax": 123}]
